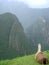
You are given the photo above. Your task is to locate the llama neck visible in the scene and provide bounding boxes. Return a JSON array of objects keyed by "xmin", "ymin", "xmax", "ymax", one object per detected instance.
[{"xmin": 38, "ymin": 43, "xmax": 41, "ymax": 52}]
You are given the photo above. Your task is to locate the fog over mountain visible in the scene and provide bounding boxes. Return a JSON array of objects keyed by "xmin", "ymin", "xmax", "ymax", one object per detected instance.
[
  {"xmin": 0, "ymin": 0, "xmax": 29, "ymax": 28},
  {"xmin": 0, "ymin": 0, "xmax": 49, "ymax": 29}
]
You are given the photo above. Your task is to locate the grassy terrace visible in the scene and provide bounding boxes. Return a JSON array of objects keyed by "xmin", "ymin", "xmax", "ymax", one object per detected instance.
[{"xmin": 0, "ymin": 51, "xmax": 49, "ymax": 65}]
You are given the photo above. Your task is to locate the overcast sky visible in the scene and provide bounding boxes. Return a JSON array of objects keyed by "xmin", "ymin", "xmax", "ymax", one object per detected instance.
[{"xmin": 0, "ymin": 0, "xmax": 49, "ymax": 8}]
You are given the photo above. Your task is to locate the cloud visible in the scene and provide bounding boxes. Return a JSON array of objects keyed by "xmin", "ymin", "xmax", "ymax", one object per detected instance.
[
  {"xmin": 2, "ymin": 0, "xmax": 49, "ymax": 8},
  {"xmin": 17, "ymin": 0, "xmax": 49, "ymax": 8},
  {"xmin": 8, "ymin": 0, "xmax": 16, "ymax": 2}
]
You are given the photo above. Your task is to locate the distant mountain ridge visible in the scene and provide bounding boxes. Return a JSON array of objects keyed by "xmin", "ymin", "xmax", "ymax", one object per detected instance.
[{"xmin": 0, "ymin": 1, "xmax": 49, "ymax": 28}]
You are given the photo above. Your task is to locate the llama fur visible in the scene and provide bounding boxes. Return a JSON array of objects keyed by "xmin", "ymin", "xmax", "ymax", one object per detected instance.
[{"xmin": 35, "ymin": 43, "xmax": 49, "ymax": 64}]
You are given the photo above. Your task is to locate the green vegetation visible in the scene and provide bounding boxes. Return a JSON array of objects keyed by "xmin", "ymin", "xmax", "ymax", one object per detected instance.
[
  {"xmin": 0, "ymin": 51, "xmax": 49, "ymax": 65},
  {"xmin": 26, "ymin": 17, "xmax": 49, "ymax": 52},
  {"xmin": 0, "ymin": 13, "xmax": 33, "ymax": 60}
]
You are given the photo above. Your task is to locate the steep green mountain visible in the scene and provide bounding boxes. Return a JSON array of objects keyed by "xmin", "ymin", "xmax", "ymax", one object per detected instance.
[
  {"xmin": 26, "ymin": 17, "xmax": 49, "ymax": 51},
  {"xmin": 0, "ymin": 13, "xmax": 33, "ymax": 60},
  {"xmin": 0, "ymin": 51, "xmax": 49, "ymax": 65}
]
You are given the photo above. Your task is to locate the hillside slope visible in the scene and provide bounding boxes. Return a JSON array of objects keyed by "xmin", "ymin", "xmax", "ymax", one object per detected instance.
[
  {"xmin": 0, "ymin": 13, "xmax": 33, "ymax": 60},
  {"xmin": 0, "ymin": 51, "xmax": 49, "ymax": 65},
  {"xmin": 26, "ymin": 16, "xmax": 49, "ymax": 52}
]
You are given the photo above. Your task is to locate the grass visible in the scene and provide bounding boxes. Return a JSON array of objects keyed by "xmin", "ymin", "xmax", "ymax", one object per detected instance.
[{"xmin": 0, "ymin": 51, "xmax": 49, "ymax": 65}]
